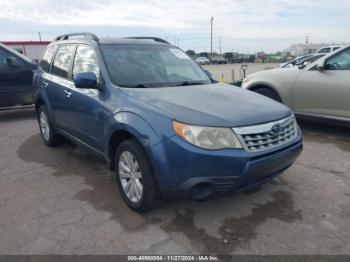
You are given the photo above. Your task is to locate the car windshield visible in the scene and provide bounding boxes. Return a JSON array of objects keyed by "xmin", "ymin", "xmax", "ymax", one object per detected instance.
[{"xmin": 101, "ymin": 44, "xmax": 211, "ymax": 88}]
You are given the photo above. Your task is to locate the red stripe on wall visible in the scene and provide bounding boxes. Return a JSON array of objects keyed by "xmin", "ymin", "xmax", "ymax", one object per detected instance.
[{"xmin": 1, "ymin": 41, "xmax": 50, "ymax": 46}]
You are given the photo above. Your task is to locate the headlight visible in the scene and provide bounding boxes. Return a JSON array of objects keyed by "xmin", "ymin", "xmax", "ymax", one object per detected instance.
[{"xmin": 173, "ymin": 121, "xmax": 242, "ymax": 150}]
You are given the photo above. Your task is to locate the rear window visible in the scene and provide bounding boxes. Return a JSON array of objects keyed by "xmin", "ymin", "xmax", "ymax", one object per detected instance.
[
  {"xmin": 40, "ymin": 46, "xmax": 57, "ymax": 72},
  {"xmin": 51, "ymin": 45, "xmax": 75, "ymax": 79}
]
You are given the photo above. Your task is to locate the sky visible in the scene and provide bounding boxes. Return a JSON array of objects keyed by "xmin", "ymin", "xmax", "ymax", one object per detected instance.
[{"xmin": 0, "ymin": 0, "xmax": 349, "ymax": 53}]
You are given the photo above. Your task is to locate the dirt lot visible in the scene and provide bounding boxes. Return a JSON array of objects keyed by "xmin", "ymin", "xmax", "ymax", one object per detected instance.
[{"xmin": 0, "ymin": 108, "xmax": 349, "ymax": 255}]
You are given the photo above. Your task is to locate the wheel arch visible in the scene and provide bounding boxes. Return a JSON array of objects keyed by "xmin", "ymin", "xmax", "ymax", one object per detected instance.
[
  {"xmin": 248, "ymin": 83, "xmax": 283, "ymax": 103},
  {"xmin": 106, "ymin": 112, "xmax": 160, "ymax": 171}
]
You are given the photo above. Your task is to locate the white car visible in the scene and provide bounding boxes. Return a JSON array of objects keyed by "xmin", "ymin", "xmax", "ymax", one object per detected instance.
[
  {"xmin": 316, "ymin": 46, "xmax": 342, "ymax": 54},
  {"xmin": 195, "ymin": 57, "xmax": 210, "ymax": 65},
  {"xmin": 242, "ymin": 46, "xmax": 350, "ymax": 124}
]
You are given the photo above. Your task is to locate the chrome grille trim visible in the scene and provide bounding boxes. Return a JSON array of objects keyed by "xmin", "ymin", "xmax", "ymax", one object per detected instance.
[{"xmin": 232, "ymin": 116, "xmax": 298, "ymax": 153}]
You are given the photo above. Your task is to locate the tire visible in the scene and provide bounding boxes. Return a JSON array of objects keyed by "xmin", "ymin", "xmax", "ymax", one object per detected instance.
[
  {"xmin": 114, "ymin": 139, "xmax": 161, "ymax": 212},
  {"xmin": 254, "ymin": 87, "xmax": 281, "ymax": 102},
  {"xmin": 38, "ymin": 105, "xmax": 64, "ymax": 147}
]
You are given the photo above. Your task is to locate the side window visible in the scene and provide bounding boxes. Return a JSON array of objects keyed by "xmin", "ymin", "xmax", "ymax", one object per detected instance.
[
  {"xmin": 51, "ymin": 45, "xmax": 75, "ymax": 79},
  {"xmin": 0, "ymin": 49, "xmax": 9, "ymax": 68},
  {"xmin": 319, "ymin": 48, "xmax": 331, "ymax": 54},
  {"xmin": 40, "ymin": 46, "xmax": 57, "ymax": 72},
  {"xmin": 325, "ymin": 48, "xmax": 350, "ymax": 71},
  {"xmin": 72, "ymin": 45, "xmax": 100, "ymax": 80}
]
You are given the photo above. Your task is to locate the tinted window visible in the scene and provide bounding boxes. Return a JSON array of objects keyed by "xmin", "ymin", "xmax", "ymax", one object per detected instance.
[
  {"xmin": 40, "ymin": 46, "xmax": 57, "ymax": 72},
  {"xmin": 0, "ymin": 49, "xmax": 9, "ymax": 68},
  {"xmin": 73, "ymin": 45, "xmax": 99, "ymax": 80},
  {"xmin": 51, "ymin": 45, "xmax": 75, "ymax": 78},
  {"xmin": 325, "ymin": 48, "xmax": 350, "ymax": 70}
]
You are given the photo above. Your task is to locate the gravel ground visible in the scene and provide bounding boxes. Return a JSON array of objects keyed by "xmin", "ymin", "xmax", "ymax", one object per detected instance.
[
  {"xmin": 202, "ymin": 63, "xmax": 279, "ymax": 82},
  {"xmin": 0, "ymin": 108, "xmax": 349, "ymax": 255}
]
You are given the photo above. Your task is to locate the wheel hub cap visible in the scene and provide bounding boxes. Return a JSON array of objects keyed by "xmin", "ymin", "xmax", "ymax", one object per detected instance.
[
  {"xmin": 119, "ymin": 151, "xmax": 143, "ymax": 203},
  {"xmin": 39, "ymin": 111, "xmax": 50, "ymax": 141}
]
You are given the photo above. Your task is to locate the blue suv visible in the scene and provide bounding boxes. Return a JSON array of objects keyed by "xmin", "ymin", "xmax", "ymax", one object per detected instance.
[{"xmin": 33, "ymin": 33, "xmax": 303, "ymax": 212}]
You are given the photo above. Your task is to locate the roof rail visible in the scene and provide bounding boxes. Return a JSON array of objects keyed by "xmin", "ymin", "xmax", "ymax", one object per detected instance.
[
  {"xmin": 124, "ymin": 37, "xmax": 169, "ymax": 44},
  {"xmin": 54, "ymin": 32, "xmax": 99, "ymax": 42}
]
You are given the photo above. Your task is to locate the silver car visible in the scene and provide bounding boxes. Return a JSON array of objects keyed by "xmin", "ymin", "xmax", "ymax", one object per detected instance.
[
  {"xmin": 195, "ymin": 57, "xmax": 210, "ymax": 65},
  {"xmin": 242, "ymin": 46, "xmax": 350, "ymax": 124}
]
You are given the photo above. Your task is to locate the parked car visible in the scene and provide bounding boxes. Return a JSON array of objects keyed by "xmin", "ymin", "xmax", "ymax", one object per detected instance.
[
  {"xmin": 0, "ymin": 43, "xmax": 37, "ymax": 107},
  {"xmin": 295, "ymin": 54, "xmax": 325, "ymax": 69},
  {"xmin": 242, "ymin": 46, "xmax": 350, "ymax": 125},
  {"xmin": 279, "ymin": 54, "xmax": 314, "ymax": 68},
  {"xmin": 195, "ymin": 57, "xmax": 210, "ymax": 65},
  {"xmin": 316, "ymin": 46, "xmax": 342, "ymax": 54},
  {"xmin": 211, "ymin": 56, "xmax": 228, "ymax": 64},
  {"xmin": 33, "ymin": 32, "xmax": 303, "ymax": 212}
]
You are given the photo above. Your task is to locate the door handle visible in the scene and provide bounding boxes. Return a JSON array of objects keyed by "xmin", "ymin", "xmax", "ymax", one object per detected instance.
[
  {"xmin": 64, "ymin": 90, "xmax": 72, "ymax": 98},
  {"xmin": 43, "ymin": 81, "xmax": 49, "ymax": 87}
]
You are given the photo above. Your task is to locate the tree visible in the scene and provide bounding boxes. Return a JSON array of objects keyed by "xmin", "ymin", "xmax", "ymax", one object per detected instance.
[{"xmin": 186, "ymin": 50, "xmax": 196, "ymax": 57}]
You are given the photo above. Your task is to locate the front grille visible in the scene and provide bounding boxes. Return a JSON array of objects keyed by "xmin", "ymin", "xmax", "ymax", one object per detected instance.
[{"xmin": 233, "ymin": 116, "xmax": 298, "ymax": 153}]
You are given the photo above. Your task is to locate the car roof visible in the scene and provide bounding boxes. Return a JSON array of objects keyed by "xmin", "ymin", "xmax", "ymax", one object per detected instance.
[
  {"xmin": 48, "ymin": 37, "xmax": 175, "ymax": 48},
  {"xmin": 0, "ymin": 43, "xmax": 32, "ymax": 63}
]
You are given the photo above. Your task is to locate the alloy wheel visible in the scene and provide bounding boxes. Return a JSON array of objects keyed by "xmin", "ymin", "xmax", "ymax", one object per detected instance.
[
  {"xmin": 39, "ymin": 111, "xmax": 50, "ymax": 141},
  {"xmin": 118, "ymin": 151, "xmax": 143, "ymax": 203}
]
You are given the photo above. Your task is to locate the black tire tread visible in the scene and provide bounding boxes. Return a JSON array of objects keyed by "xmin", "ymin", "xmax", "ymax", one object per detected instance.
[
  {"xmin": 38, "ymin": 106, "xmax": 64, "ymax": 147},
  {"xmin": 114, "ymin": 139, "xmax": 161, "ymax": 212}
]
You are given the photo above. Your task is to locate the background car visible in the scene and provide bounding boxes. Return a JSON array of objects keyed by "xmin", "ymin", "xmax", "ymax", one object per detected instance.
[
  {"xmin": 211, "ymin": 56, "xmax": 228, "ymax": 64},
  {"xmin": 242, "ymin": 46, "xmax": 350, "ymax": 125},
  {"xmin": 0, "ymin": 43, "xmax": 37, "ymax": 107},
  {"xmin": 294, "ymin": 54, "xmax": 326, "ymax": 69},
  {"xmin": 280, "ymin": 54, "xmax": 314, "ymax": 68},
  {"xmin": 316, "ymin": 46, "xmax": 342, "ymax": 54},
  {"xmin": 195, "ymin": 56, "xmax": 210, "ymax": 65}
]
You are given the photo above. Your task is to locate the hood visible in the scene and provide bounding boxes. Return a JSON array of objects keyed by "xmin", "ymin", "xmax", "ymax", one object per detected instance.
[{"xmin": 122, "ymin": 83, "xmax": 291, "ymax": 127}]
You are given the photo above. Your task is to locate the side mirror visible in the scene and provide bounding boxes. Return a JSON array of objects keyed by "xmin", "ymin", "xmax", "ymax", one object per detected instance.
[
  {"xmin": 6, "ymin": 57, "xmax": 21, "ymax": 68},
  {"xmin": 74, "ymin": 72, "xmax": 98, "ymax": 89}
]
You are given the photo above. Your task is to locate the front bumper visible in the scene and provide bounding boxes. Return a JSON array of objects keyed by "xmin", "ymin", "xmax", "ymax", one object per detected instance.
[{"xmin": 150, "ymin": 135, "xmax": 303, "ymax": 199}]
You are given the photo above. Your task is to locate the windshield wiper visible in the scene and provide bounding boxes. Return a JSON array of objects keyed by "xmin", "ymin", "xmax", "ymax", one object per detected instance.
[
  {"xmin": 170, "ymin": 81, "xmax": 208, "ymax": 87},
  {"xmin": 120, "ymin": 83, "xmax": 161, "ymax": 88}
]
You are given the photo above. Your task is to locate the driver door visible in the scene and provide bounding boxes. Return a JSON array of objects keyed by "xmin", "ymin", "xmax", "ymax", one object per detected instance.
[{"xmin": 293, "ymin": 47, "xmax": 350, "ymax": 120}]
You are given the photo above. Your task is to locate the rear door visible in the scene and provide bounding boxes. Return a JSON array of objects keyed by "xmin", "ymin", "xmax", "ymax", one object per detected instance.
[
  {"xmin": 0, "ymin": 47, "xmax": 33, "ymax": 106},
  {"xmin": 44, "ymin": 45, "xmax": 76, "ymax": 129},
  {"xmin": 293, "ymin": 47, "xmax": 350, "ymax": 120}
]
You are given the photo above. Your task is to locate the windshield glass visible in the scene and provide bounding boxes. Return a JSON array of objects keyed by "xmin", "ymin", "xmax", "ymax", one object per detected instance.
[{"xmin": 101, "ymin": 44, "xmax": 211, "ymax": 87}]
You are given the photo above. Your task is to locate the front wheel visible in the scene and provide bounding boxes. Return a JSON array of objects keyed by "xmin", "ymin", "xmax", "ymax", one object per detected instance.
[{"xmin": 115, "ymin": 139, "xmax": 161, "ymax": 212}]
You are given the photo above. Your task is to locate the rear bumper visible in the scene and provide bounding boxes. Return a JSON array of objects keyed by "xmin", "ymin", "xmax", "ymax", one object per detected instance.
[{"xmin": 150, "ymin": 135, "xmax": 303, "ymax": 199}]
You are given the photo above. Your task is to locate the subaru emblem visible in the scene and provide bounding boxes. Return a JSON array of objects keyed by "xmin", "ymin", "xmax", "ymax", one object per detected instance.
[{"xmin": 270, "ymin": 124, "xmax": 282, "ymax": 136}]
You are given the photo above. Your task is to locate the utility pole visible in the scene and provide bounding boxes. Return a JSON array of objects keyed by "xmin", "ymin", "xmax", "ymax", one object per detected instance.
[
  {"xmin": 210, "ymin": 17, "xmax": 214, "ymax": 60},
  {"xmin": 38, "ymin": 32, "xmax": 42, "ymax": 41},
  {"xmin": 219, "ymin": 36, "xmax": 222, "ymax": 55}
]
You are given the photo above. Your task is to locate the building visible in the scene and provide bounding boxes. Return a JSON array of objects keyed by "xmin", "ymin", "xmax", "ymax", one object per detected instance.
[{"xmin": 1, "ymin": 41, "xmax": 50, "ymax": 62}]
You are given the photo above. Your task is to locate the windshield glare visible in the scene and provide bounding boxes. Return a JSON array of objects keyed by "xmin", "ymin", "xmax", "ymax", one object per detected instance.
[{"xmin": 101, "ymin": 44, "xmax": 211, "ymax": 87}]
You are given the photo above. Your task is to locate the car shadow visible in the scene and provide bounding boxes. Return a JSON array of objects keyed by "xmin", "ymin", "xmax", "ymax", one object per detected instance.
[
  {"xmin": 298, "ymin": 119, "xmax": 350, "ymax": 140},
  {"xmin": 17, "ymin": 133, "xmax": 303, "ymax": 254},
  {"xmin": 0, "ymin": 107, "xmax": 36, "ymax": 122}
]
